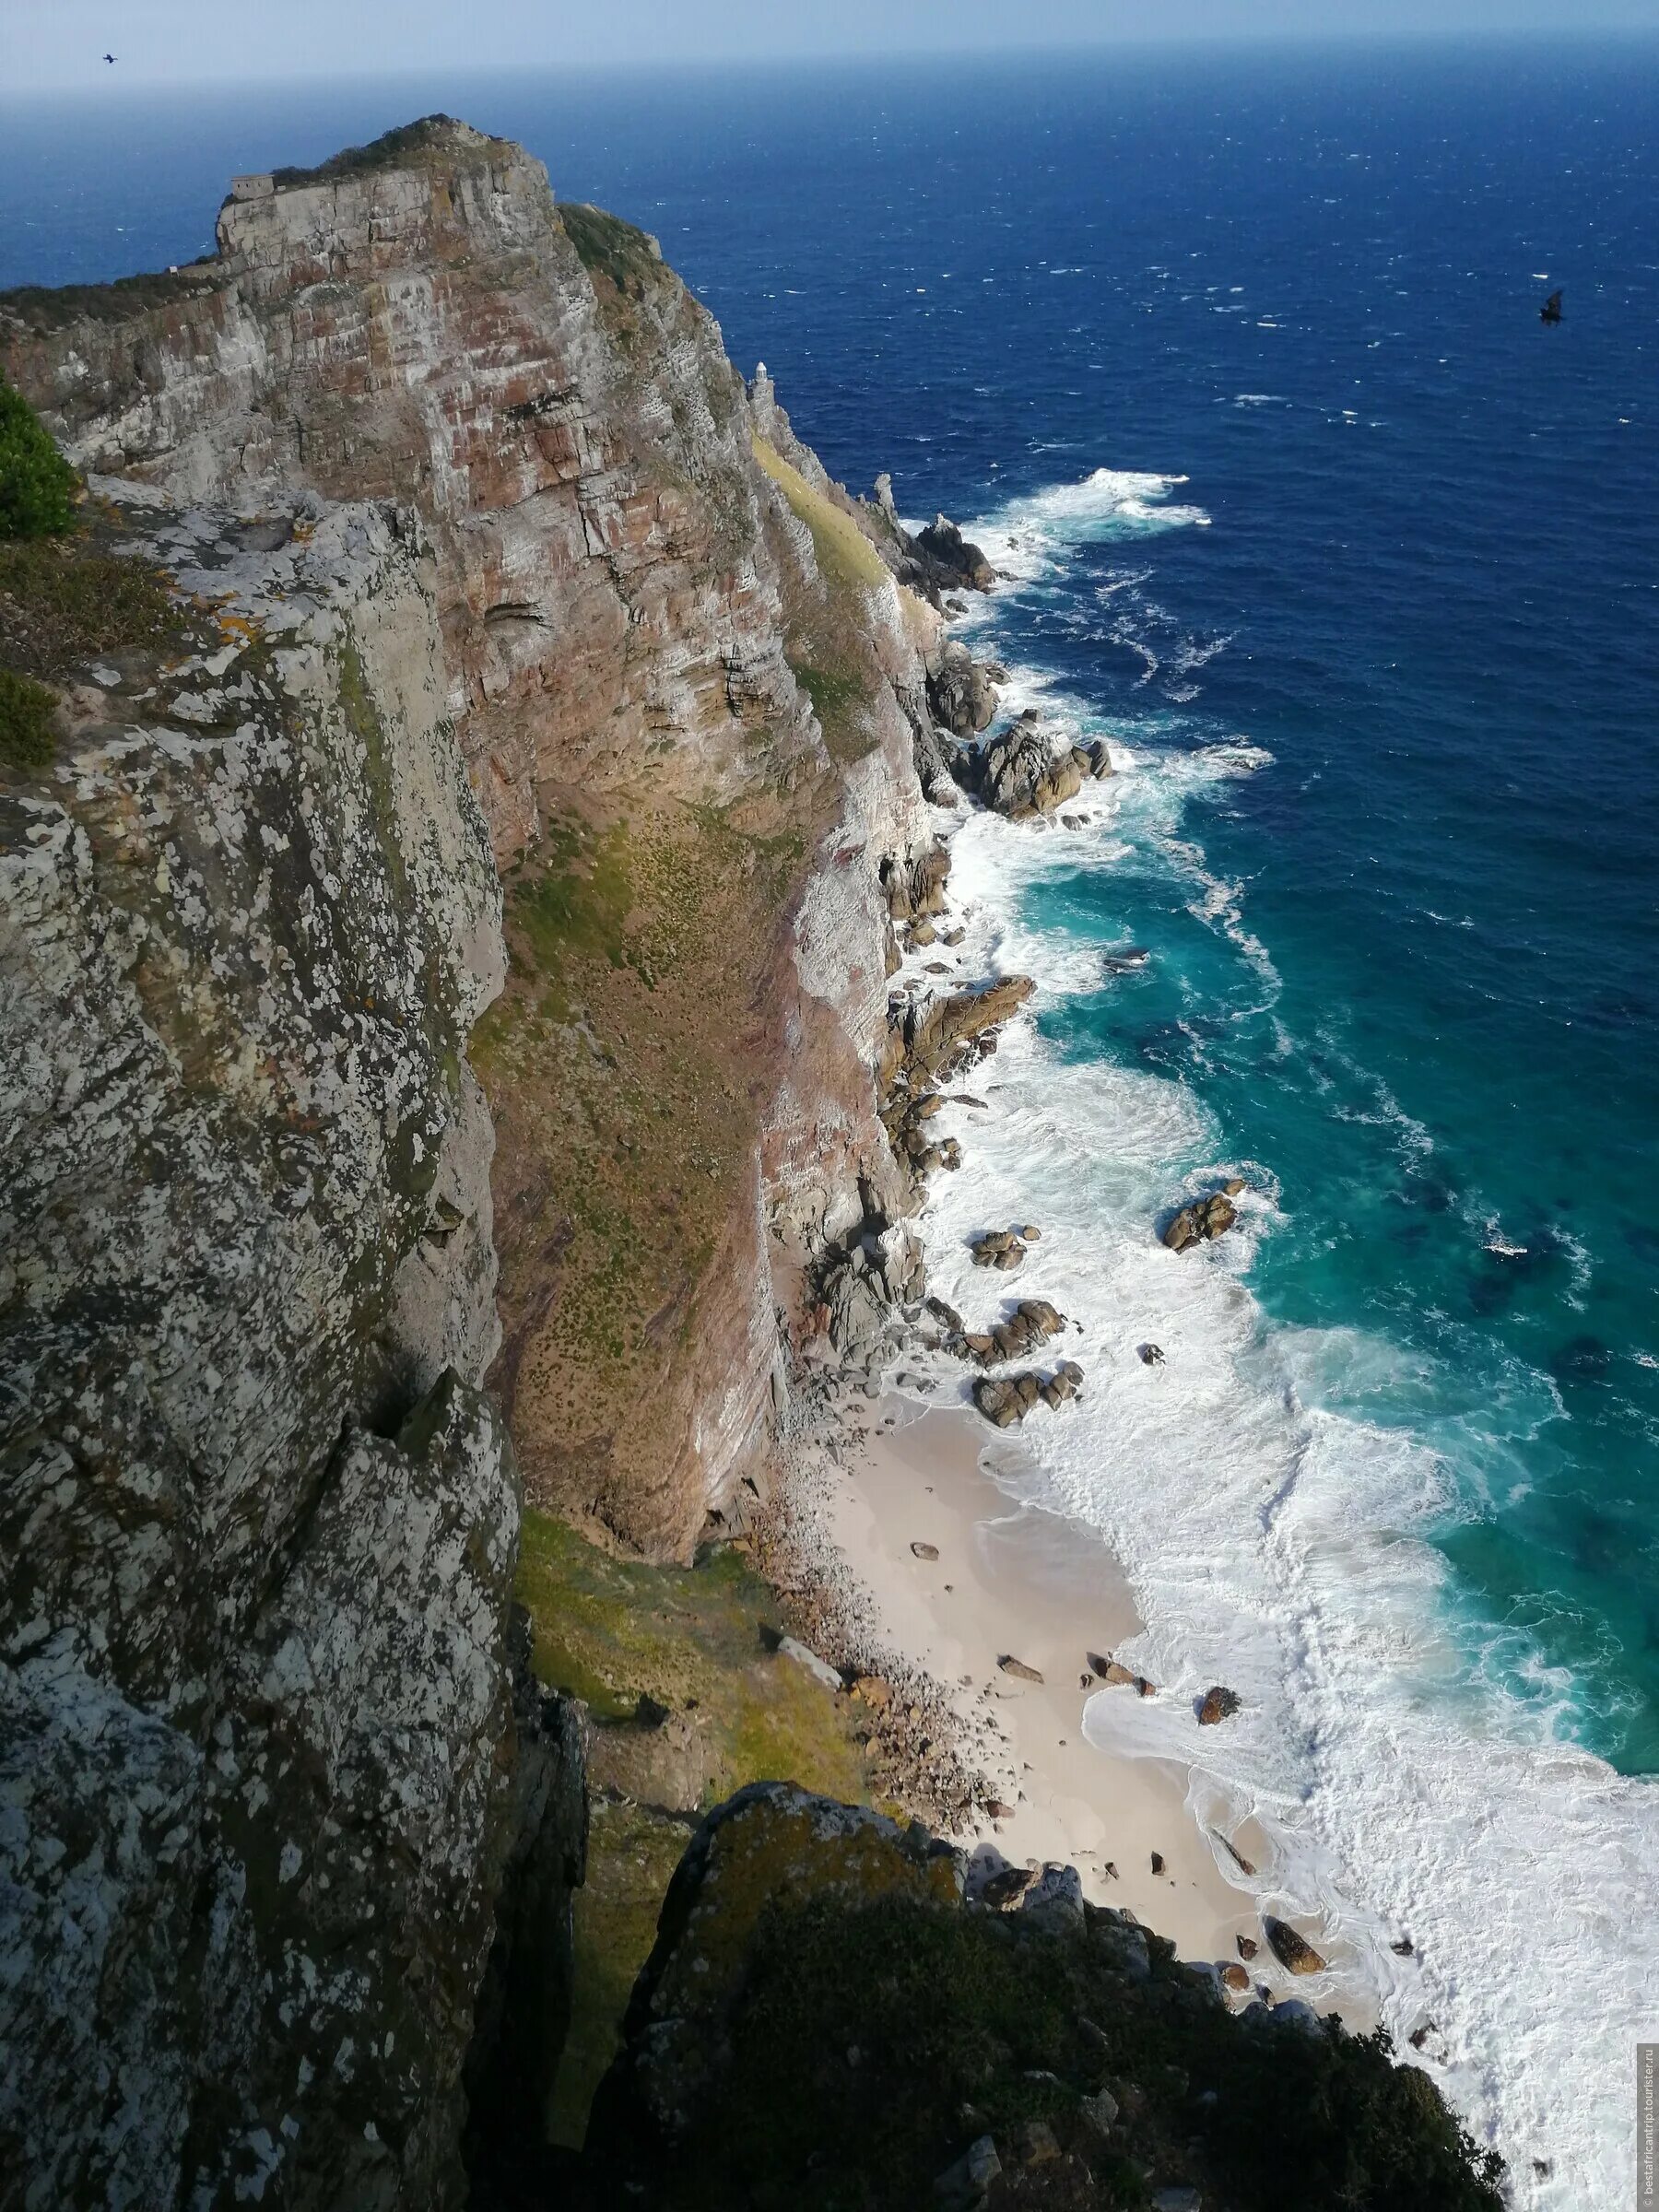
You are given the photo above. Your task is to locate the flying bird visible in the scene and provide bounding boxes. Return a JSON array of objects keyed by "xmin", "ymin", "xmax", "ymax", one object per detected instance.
[{"xmin": 1540, "ymin": 288, "xmax": 1563, "ymax": 324}]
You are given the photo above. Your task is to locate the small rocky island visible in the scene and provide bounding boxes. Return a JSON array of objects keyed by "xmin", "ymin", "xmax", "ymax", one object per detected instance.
[{"xmin": 0, "ymin": 120, "xmax": 1503, "ymax": 2210}]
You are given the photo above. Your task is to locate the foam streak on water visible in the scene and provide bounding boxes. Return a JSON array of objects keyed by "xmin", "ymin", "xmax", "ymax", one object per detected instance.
[{"xmin": 900, "ymin": 469, "xmax": 1659, "ymax": 2208}]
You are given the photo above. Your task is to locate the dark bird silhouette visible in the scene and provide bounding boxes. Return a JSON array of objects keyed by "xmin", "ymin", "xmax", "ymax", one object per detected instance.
[
  {"xmin": 103, "ymin": 52, "xmax": 117, "ymax": 63},
  {"xmin": 1540, "ymin": 288, "xmax": 1563, "ymax": 324}
]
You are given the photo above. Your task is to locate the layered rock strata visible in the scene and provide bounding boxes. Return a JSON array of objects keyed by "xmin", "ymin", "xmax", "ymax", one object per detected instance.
[{"xmin": 2, "ymin": 118, "xmax": 945, "ymax": 1558}]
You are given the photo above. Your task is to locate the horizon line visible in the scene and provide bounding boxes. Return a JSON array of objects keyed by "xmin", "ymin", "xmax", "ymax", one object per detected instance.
[{"xmin": 8, "ymin": 22, "xmax": 1659, "ymax": 102}]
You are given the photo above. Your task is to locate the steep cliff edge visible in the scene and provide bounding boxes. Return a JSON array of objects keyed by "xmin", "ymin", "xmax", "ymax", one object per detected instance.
[
  {"xmin": 3, "ymin": 116, "xmax": 941, "ymax": 1557},
  {"xmin": 0, "ymin": 488, "xmax": 559, "ymax": 2206}
]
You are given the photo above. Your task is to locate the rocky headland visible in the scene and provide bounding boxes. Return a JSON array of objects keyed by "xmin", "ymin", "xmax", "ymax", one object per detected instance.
[{"xmin": 0, "ymin": 117, "xmax": 1502, "ymax": 2209}]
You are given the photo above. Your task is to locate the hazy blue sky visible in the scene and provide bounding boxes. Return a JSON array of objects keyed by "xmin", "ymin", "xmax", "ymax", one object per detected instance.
[{"xmin": 11, "ymin": 0, "xmax": 1656, "ymax": 91}]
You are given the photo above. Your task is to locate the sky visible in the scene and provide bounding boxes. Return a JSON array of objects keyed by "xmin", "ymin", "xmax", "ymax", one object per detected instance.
[{"xmin": 8, "ymin": 0, "xmax": 1656, "ymax": 91}]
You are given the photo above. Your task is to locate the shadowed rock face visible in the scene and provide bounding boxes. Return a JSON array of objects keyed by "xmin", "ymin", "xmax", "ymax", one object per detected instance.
[
  {"xmin": 581, "ymin": 1784, "xmax": 1505, "ymax": 2212},
  {"xmin": 0, "ymin": 495, "xmax": 543, "ymax": 2205}
]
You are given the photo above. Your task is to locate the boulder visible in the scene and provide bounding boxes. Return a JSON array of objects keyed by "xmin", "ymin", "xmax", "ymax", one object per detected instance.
[
  {"xmin": 889, "ymin": 973, "xmax": 1035, "ymax": 1088},
  {"xmin": 934, "ymin": 2134, "xmax": 1002, "ymax": 2208},
  {"xmin": 1138, "ymin": 1342, "xmax": 1166, "ymax": 1366},
  {"xmin": 1197, "ymin": 1686, "xmax": 1241, "ymax": 1726},
  {"xmin": 979, "ymin": 1864, "xmax": 1040, "ymax": 1911},
  {"xmin": 1019, "ymin": 1862, "xmax": 1086, "ymax": 1932},
  {"xmin": 998, "ymin": 1655, "xmax": 1044, "ymax": 1684},
  {"xmin": 912, "ymin": 1541, "xmax": 941, "ymax": 1561},
  {"xmin": 1265, "ymin": 1917, "xmax": 1328, "ymax": 1976},
  {"xmin": 1220, "ymin": 1962, "xmax": 1251, "ymax": 1994},
  {"xmin": 881, "ymin": 841, "xmax": 952, "ymax": 923},
  {"xmin": 928, "ymin": 641, "xmax": 1000, "ymax": 737},
  {"xmin": 1079, "ymin": 2085, "xmax": 1120, "ymax": 2135},
  {"xmin": 915, "ymin": 513, "xmax": 996, "ymax": 592},
  {"xmin": 776, "ymin": 1636, "xmax": 843, "ymax": 1692},
  {"xmin": 972, "ymin": 1373, "xmax": 1040, "ymax": 1427},
  {"xmin": 1236, "ymin": 1935, "xmax": 1259, "ymax": 1960},
  {"xmin": 964, "ymin": 710, "xmax": 1090, "ymax": 821},
  {"xmin": 853, "ymin": 1676, "xmax": 893, "ymax": 1708},
  {"xmin": 1162, "ymin": 1193, "xmax": 1239, "ymax": 1253},
  {"xmin": 971, "ymin": 1228, "xmax": 1025, "ymax": 1269}
]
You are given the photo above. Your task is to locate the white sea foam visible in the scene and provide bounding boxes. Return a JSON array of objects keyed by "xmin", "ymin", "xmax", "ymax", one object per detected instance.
[
  {"xmin": 967, "ymin": 466, "xmax": 1210, "ymax": 585},
  {"xmin": 893, "ymin": 469, "xmax": 1659, "ymax": 2207}
]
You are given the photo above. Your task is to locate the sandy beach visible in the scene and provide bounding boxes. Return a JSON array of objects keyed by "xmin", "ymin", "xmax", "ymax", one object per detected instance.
[{"xmin": 796, "ymin": 1392, "xmax": 1268, "ymax": 1976}]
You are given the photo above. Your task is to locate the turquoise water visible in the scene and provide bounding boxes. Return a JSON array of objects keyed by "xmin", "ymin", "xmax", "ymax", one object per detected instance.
[{"xmin": 6, "ymin": 41, "xmax": 1658, "ymax": 2190}]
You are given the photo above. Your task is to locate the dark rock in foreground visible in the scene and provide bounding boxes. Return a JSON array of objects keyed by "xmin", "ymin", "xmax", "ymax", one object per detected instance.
[{"xmin": 582, "ymin": 1783, "xmax": 1506, "ymax": 2212}]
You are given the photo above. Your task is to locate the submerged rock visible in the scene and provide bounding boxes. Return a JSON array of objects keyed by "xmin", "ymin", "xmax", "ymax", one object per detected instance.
[{"xmin": 1198, "ymin": 1685, "xmax": 1242, "ymax": 1726}]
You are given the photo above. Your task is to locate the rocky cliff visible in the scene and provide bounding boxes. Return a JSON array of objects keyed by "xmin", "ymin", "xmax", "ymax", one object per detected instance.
[
  {"xmin": 0, "ymin": 485, "xmax": 559, "ymax": 2206},
  {"xmin": 4, "ymin": 115, "xmax": 942, "ymax": 1558},
  {"xmin": 0, "ymin": 114, "xmax": 958, "ymax": 2206}
]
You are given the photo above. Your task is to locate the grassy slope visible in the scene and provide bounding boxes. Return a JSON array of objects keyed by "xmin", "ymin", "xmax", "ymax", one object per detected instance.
[{"xmin": 516, "ymin": 1509, "xmax": 872, "ymax": 2142}]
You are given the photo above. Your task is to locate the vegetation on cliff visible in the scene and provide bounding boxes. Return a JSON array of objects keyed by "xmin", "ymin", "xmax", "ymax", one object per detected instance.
[
  {"xmin": 514, "ymin": 1510, "xmax": 871, "ymax": 2141},
  {"xmin": 0, "ymin": 374, "xmax": 78, "ymax": 536},
  {"xmin": 0, "ymin": 383, "xmax": 181, "ymax": 771}
]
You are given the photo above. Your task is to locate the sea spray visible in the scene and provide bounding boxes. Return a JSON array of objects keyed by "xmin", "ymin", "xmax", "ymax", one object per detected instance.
[{"xmin": 887, "ymin": 469, "xmax": 1659, "ymax": 2206}]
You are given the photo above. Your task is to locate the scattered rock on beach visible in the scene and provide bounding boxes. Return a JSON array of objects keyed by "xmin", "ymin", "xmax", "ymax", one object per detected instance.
[
  {"xmin": 1214, "ymin": 1830, "xmax": 1256, "ymax": 1877},
  {"xmin": 852, "ymin": 1675, "xmax": 892, "ymax": 1708},
  {"xmin": 775, "ymin": 1635, "xmax": 844, "ymax": 1692},
  {"xmin": 1220, "ymin": 1962, "xmax": 1251, "ymax": 1993},
  {"xmin": 911, "ymin": 1541, "xmax": 940, "ymax": 1561},
  {"xmin": 1265, "ymin": 1917, "xmax": 1327, "ymax": 1976},
  {"xmin": 1162, "ymin": 1193, "xmax": 1239, "ymax": 1253},
  {"xmin": 1198, "ymin": 1685, "xmax": 1241, "ymax": 1726},
  {"xmin": 1150, "ymin": 1852, "xmax": 1166, "ymax": 1877},
  {"xmin": 1237, "ymin": 1935, "xmax": 1259, "ymax": 1961},
  {"xmin": 999, "ymin": 1655, "xmax": 1044, "ymax": 1685},
  {"xmin": 984, "ymin": 1798, "xmax": 1018, "ymax": 1822}
]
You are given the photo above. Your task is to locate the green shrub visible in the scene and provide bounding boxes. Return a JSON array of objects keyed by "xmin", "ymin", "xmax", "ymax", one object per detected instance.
[
  {"xmin": 601, "ymin": 1888, "xmax": 1507, "ymax": 2211},
  {"xmin": 560, "ymin": 203, "xmax": 665, "ymax": 300},
  {"xmin": 0, "ymin": 381, "xmax": 78, "ymax": 539},
  {"xmin": 0, "ymin": 666, "xmax": 58, "ymax": 771},
  {"xmin": 0, "ymin": 537, "xmax": 179, "ymax": 675}
]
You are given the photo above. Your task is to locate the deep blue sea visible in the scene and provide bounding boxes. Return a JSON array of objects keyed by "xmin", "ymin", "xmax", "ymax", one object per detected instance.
[{"xmin": 6, "ymin": 40, "xmax": 1657, "ymax": 2198}]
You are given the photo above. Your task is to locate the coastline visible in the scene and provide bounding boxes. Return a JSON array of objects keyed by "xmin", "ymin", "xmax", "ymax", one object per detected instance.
[{"xmin": 777, "ymin": 1382, "xmax": 1382, "ymax": 2023}]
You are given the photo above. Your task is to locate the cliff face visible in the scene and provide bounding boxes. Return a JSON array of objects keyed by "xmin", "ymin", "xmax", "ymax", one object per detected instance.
[
  {"xmin": 0, "ymin": 112, "xmax": 950, "ymax": 2207},
  {"xmin": 0, "ymin": 491, "xmax": 536, "ymax": 2205},
  {"xmin": 3, "ymin": 116, "xmax": 937, "ymax": 1557}
]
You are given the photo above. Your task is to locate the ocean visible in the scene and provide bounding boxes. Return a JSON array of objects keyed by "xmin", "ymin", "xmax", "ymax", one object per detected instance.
[{"xmin": 5, "ymin": 36, "xmax": 1657, "ymax": 2201}]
